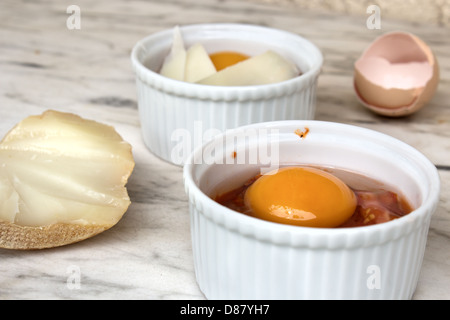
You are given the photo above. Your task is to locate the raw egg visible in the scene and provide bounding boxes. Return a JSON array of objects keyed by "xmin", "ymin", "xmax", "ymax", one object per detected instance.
[
  {"xmin": 209, "ymin": 51, "xmax": 249, "ymax": 71},
  {"xmin": 354, "ymin": 31, "xmax": 439, "ymax": 117},
  {"xmin": 244, "ymin": 167, "xmax": 357, "ymax": 228}
]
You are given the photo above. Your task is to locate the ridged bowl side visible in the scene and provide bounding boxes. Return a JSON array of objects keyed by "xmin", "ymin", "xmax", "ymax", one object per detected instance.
[{"xmin": 183, "ymin": 120, "xmax": 440, "ymax": 300}]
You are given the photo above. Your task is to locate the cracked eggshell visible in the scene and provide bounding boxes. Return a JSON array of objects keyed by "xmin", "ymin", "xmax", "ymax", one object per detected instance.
[{"xmin": 354, "ymin": 31, "xmax": 439, "ymax": 117}]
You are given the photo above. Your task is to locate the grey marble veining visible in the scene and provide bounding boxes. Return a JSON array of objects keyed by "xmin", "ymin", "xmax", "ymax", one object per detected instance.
[{"xmin": 0, "ymin": 0, "xmax": 449, "ymax": 300}]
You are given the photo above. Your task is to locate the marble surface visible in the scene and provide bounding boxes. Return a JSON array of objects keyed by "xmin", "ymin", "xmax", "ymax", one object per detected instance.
[
  {"xmin": 0, "ymin": 0, "xmax": 449, "ymax": 300},
  {"xmin": 255, "ymin": 0, "xmax": 450, "ymax": 27}
]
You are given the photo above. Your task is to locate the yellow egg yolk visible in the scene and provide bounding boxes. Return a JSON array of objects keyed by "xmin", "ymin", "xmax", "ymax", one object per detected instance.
[
  {"xmin": 209, "ymin": 51, "xmax": 250, "ymax": 71},
  {"xmin": 244, "ymin": 167, "xmax": 357, "ymax": 228}
]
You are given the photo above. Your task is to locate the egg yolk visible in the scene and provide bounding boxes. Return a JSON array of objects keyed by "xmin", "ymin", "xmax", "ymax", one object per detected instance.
[
  {"xmin": 209, "ymin": 51, "xmax": 250, "ymax": 71},
  {"xmin": 244, "ymin": 167, "xmax": 357, "ymax": 228}
]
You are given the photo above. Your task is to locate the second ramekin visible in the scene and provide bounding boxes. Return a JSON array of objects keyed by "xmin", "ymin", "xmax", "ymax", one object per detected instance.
[
  {"xmin": 183, "ymin": 120, "xmax": 440, "ymax": 300},
  {"xmin": 131, "ymin": 23, "xmax": 323, "ymax": 165}
]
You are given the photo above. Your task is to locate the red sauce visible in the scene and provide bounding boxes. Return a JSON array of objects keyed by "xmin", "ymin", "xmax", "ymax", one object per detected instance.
[{"xmin": 214, "ymin": 172, "xmax": 413, "ymax": 228}]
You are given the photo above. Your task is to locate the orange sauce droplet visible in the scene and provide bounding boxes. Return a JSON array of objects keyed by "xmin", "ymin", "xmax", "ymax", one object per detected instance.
[
  {"xmin": 209, "ymin": 51, "xmax": 249, "ymax": 71},
  {"xmin": 294, "ymin": 127, "xmax": 310, "ymax": 139}
]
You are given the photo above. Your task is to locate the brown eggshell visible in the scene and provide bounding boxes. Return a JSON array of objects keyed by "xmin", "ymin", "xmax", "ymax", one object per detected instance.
[{"xmin": 354, "ymin": 32, "xmax": 439, "ymax": 117}]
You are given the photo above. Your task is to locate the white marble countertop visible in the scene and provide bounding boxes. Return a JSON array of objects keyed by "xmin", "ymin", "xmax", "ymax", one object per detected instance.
[{"xmin": 0, "ymin": 0, "xmax": 449, "ymax": 300}]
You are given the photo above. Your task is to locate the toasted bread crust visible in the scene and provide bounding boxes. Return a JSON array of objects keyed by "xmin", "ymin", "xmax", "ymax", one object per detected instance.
[{"xmin": 0, "ymin": 221, "xmax": 111, "ymax": 250}]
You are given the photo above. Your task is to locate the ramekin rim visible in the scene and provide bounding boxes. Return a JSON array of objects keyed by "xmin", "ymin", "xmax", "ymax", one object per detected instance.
[
  {"xmin": 130, "ymin": 23, "xmax": 323, "ymax": 99},
  {"xmin": 183, "ymin": 120, "xmax": 441, "ymax": 247}
]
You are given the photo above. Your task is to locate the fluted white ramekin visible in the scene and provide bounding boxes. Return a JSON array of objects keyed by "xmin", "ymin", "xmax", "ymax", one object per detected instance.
[
  {"xmin": 183, "ymin": 120, "xmax": 440, "ymax": 300},
  {"xmin": 131, "ymin": 23, "xmax": 323, "ymax": 165}
]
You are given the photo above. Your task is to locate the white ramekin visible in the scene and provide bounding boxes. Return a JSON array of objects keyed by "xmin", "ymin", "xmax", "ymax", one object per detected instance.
[
  {"xmin": 131, "ymin": 23, "xmax": 323, "ymax": 166},
  {"xmin": 183, "ymin": 120, "xmax": 440, "ymax": 300}
]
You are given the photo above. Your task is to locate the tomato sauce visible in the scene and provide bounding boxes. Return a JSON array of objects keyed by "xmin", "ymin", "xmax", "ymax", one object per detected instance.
[{"xmin": 214, "ymin": 171, "xmax": 413, "ymax": 228}]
